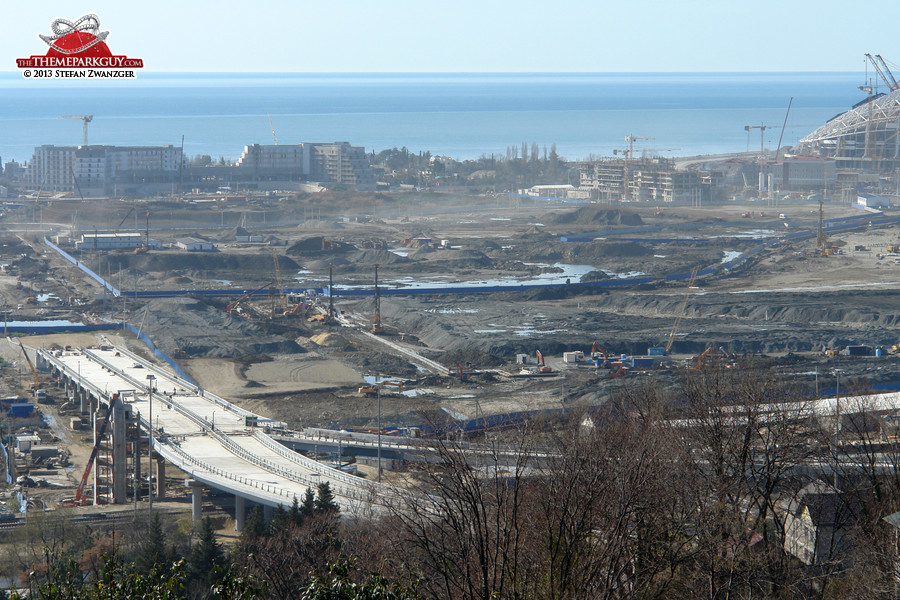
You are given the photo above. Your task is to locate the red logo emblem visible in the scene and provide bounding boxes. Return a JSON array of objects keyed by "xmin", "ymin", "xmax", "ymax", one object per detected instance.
[{"xmin": 16, "ymin": 14, "xmax": 144, "ymax": 78}]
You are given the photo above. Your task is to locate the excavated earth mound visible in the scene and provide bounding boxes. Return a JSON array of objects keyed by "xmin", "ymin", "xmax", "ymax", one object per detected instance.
[
  {"xmin": 546, "ymin": 207, "xmax": 644, "ymax": 227},
  {"xmin": 138, "ymin": 297, "xmax": 304, "ymax": 358}
]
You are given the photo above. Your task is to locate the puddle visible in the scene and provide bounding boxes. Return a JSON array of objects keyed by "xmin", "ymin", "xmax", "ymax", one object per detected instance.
[
  {"xmin": 425, "ymin": 307, "xmax": 479, "ymax": 315},
  {"xmin": 3, "ymin": 319, "xmax": 84, "ymax": 327}
]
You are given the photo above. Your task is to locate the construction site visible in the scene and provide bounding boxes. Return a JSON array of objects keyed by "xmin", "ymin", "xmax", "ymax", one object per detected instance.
[{"xmin": 2, "ymin": 56, "xmax": 900, "ymax": 519}]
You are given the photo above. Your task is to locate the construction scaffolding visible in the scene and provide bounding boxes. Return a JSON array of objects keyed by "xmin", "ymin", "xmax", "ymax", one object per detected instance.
[{"xmin": 579, "ymin": 157, "xmax": 714, "ymax": 203}]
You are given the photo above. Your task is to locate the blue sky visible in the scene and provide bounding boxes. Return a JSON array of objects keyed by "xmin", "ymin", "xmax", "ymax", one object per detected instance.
[{"xmin": 2, "ymin": 1, "xmax": 898, "ymax": 73}]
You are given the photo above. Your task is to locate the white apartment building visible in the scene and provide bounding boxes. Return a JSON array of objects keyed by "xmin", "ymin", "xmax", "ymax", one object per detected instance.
[{"xmin": 28, "ymin": 145, "xmax": 185, "ymax": 194}]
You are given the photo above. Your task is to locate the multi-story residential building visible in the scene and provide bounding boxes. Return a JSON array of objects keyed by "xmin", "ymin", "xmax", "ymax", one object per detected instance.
[
  {"xmin": 235, "ymin": 142, "xmax": 375, "ymax": 189},
  {"xmin": 28, "ymin": 145, "xmax": 184, "ymax": 195},
  {"xmin": 28, "ymin": 141, "xmax": 375, "ymax": 196}
]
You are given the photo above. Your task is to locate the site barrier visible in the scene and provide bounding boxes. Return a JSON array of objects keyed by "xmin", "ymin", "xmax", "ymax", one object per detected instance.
[
  {"xmin": 43, "ymin": 238, "xmax": 121, "ymax": 297},
  {"xmin": 123, "ymin": 323, "xmax": 196, "ymax": 385}
]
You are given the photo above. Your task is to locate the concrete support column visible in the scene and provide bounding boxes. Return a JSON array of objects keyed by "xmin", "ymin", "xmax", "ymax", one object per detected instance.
[
  {"xmin": 92, "ymin": 409, "xmax": 99, "ymax": 506},
  {"xmin": 234, "ymin": 496, "xmax": 246, "ymax": 532},
  {"xmin": 263, "ymin": 505, "xmax": 274, "ymax": 524},
  {"xmin": 111, "ymin": 400, "xmax": 127, "ymax": 504},
  {"xmin": 185, "ymin": 479, "xmax": 203, "ymax": 523},
  {"xmin": 154, "ymin": 457, "xmax": 166, "ymax": 501}
]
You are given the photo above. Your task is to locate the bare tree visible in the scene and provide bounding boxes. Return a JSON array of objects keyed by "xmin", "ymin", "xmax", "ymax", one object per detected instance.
[{"xmin": 388, "ymin": 426, "xmax": 534, "ymax": 600}]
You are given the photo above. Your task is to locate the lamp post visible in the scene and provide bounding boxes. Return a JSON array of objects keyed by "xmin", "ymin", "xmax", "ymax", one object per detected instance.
[
  {"xmin": 377, "ymin": 380, "xmax": 382, "ymax": 484},
  {"xmin": 145, "ymin": 374, "xmax": 155, "ymax": 510}
]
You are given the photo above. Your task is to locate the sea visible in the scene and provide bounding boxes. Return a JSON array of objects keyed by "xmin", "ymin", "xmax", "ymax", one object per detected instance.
[{"xmin": 0, "ymin": 71, "xmax": 867, "ymax": 165}]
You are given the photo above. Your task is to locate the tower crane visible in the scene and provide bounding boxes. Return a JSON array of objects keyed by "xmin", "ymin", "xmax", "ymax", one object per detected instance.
[
  {"xmin": 60, "ymin": 115, "xmax": 93, "ymax": 146},
  {"xmin": 614, "ymin": 134, "xmax": 654, "ymax": 200},
  {"xmin": 267, "ymin": 112, "xmax": 278, "ymax": 145}
]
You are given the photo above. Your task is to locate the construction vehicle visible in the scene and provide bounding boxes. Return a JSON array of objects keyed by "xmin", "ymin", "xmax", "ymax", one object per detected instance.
[
  {"xmin": 17, "ymin": 340, "xmax": 42, "ymax": 392},
  {"xmin": 283, "ymin": 302, "xmax": 311, "ymax": 317},
  {"xmin": 58, "ymin": 393, "xmax": 119, "ymax": 507},
  {"xmin": 224, "ymin": 280, "xmax": 275, "ymax": 316},
  {"xmin": 608, "ymin": 365, "xmax": 628, "ymax": 378},
  {"xmin": 690, "ymin": 347, "xmax": 713, "ymax": 370},
  {"xmin": 26, "ymin": 282, "xmax": 37, "ymax": 304},
  {"xmin": 590, "ymin": 343, "xmax": 610, "ymax": 366},
  {"xmin": 358, "ymin": 380, "xmax": 404, "ymax": 396},
  {"xmin": 535, "ymin": 350, "xmax": 552, "ymax": 373}
]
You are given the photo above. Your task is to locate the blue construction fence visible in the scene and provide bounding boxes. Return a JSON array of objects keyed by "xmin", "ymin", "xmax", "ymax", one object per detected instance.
[
  {"xmin": 47, "ymin": 213, "xmax": 899, "ymax": 302},
  {"xmin": 43, "ymin": 238, "xmax": 120, "ymax": 297},
  {"xmin": 4, "ymin": 322, "xmax": 121, "ymax": 335},
  {"xmin": 123, "ymin": 323, "xmax": 197, "ymax": 386}
]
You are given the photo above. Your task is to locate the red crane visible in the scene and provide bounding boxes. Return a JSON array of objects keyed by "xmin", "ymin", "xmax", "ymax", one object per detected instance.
[{"xmin": 68, "ymin": 393, "xmax": 119, "ymax": 506}]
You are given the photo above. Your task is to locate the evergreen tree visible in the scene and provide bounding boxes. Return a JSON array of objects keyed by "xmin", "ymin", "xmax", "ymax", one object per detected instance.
[
  {"xmin": 136, "ymin": 512, "xmax": 167, "ymax": 574},
  {"xmin": 288, "ymin": 496, "xmax": 304, "ymax": 527},
  {"xmin": 269, "ymin": 504, "xmax": 290, "ymax": 533},
  {"xmin": 315, "ymin": 482, "xmax": 339, "ymax": 514},
  {"xmin": 188, "ymin": 516, "xmax": 225, "ymax": 592},
  {"xmin": 238, "ymin": 506, "xmax": 266, "ymax": 555},
  {"xmin": 301, "ymin": 486, "xmax": 317, "ymax": 517}
]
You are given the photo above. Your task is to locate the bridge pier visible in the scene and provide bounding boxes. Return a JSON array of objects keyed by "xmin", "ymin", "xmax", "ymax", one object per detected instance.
[
  {"xmin": 185, "ymin": 479, "xmax": 203, "ymax": 522},
  {"xmin": 263, "ymin": 505, "xmax": 274, "ymax": 524},
  {"xmin": 234, "ymin": 496, "xmax": 246, "ymax": 532},
  {"xmin": 111, "ymin": 400, "xmax": 129, "ymax": 504},
  {"xmin": 154, "ymin": 456, "xmax": 166, "ymax": 500}
]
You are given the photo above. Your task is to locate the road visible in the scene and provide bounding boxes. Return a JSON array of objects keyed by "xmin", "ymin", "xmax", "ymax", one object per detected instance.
[{"xmin": 37, "ymin": 343, "xmax": 396, "ymax": 516}]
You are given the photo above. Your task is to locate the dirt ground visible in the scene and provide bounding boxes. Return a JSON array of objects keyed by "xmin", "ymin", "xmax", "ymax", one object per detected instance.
[{"xmin": 3, "ymin": 192, "xmax": 900, "ymax": 442}]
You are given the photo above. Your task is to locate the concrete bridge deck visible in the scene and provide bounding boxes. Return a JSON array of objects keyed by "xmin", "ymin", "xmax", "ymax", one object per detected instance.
[{"xmin": 36, "ymin": 343, "xmax": 394, "ymax": 524}]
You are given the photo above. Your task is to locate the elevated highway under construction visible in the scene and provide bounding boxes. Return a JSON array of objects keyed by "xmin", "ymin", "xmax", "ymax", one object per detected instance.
[{"xmin": 35, "ymin": 342, "xmax": 410, "ymax": 527}]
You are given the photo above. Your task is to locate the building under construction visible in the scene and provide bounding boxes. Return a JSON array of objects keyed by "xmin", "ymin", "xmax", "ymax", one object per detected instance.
[
  {"xmin": 579, "ymin": 157, "xmax": 717, "ymax": 203},
  {"xmin": 797, "ymin": 54, "xmax": 900, "ymax": 173}
]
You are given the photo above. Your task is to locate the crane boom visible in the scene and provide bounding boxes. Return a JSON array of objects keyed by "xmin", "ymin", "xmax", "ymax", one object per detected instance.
[
  {"xmin": 114, "ymin": 206, "xmax": 135, "ymax": 234},
  {"xmin": 875, "ymin": 55, "xmax": 900, "ymax": 90},
  {"xmin": 60, "ymin": 115, "xmax": 93, "ymax": 146},
  {"xmin": 225, "ymin": 280, "xmax": 276, "ymax": 315},
  {"xmin": 16, "ymin": 340, "xmax": 41, "ymax": 388},
  {"xmin": 666, "ymin": 266, "xmax": 700, "ymax": 353},
  {"xmin": 74, "ymin": 393, "xmax": 119, "ymax": 505},
  {"xmin": 267, "ymin": 112, "xmax": 278, "ymax": 145},
  {"xmin": 865, "ymin": 53, "xmax": 899, "ymax": 91},
  {"xmin": 271, "ymin": 249, "xmax": 287, "ymax": 313}
]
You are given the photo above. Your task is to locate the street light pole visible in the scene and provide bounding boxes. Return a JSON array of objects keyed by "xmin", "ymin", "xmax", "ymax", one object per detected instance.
[
  {"xmin": 146, "ymin": 374, "xmax": 155, "ymax": 510},
  {"xmin": 377, "ymin": 381, "xmax": 382, "ymax": 484}
]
